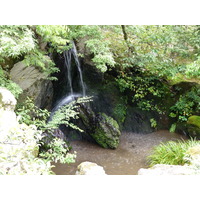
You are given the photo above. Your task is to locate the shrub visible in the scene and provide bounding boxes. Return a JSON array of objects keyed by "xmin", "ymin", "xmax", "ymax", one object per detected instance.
[{"xmin": 147, "ymin": 139, "xmax": 200, "ymax": 167}]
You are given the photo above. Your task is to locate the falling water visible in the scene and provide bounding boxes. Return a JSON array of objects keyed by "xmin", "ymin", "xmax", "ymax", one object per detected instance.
[
  {"xmin": 63, "ymin": 42, "xmax": 86, "ymax": 97},
  {"xmin": 50, "ymin": 42, "xmax": 86, "ymax": 117},
  {"xmin": 63, "ymin": 50, "xmax": 73, "ymax": 95},
  {"xmin": 71, "ymin": 42, "xmax": 86, "ymax": 96}
]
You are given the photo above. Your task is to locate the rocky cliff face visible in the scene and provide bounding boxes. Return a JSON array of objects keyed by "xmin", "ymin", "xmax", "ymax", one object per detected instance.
[{"xmin": 10, "ymin": 60, "xmax": 53, "ymax": 110}]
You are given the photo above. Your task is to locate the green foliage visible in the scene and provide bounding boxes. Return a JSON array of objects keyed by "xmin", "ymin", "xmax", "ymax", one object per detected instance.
[
  {"xmin": 16, "ymin": 97, "xmax": 50, "ymax": 130},
  {"xmin": 23, "ymin": 50, "xmax": 59, "ymax": 79},
  {"xmin": 116, "ymin": 74, "xmax": 169, "ymax": 114},
  {"xmin": 147, "ymin": 139, "xmax": 200, "ymax": 167},
  {"xmin": 46, "ymin": 96, "xmax": 92, "ymax": 131},
  {"xmin": 0, "ymin": 122, "xmax": 54, "ymax": 175},
  {"xmin": 113, "ymin": 103, "xmax": 127, "ymax": 125},
  {"xmin": 150, "ymin": 118, "xmax": 157, "ymax": 128},
  {"xmin": 85, "ymin": 39, "xmax": 115, "ymax": 72},
  {"xmin": 0, "ymin": 25, "xmax": 36, "ymax": 62},
  {"xmin": 39, "ymin": 138, "xmax": 76, "ymax": 164},
  {"xmin": 169, "ymin": 123, "xmax": 177, "ymax": 133},
  {"xmin": 0, "ymin": 25, "xmax": 71, "ymax": 79},
  {"xmin": 0, "ymin": 67, "xmax": 22, "ymax": 99},
  {"xmin": 169, "ymin": 86, "xmax": 200, "ymax": 122},
  {"xmin": 16, "ymin": 96, "xmax": 92, "ymax": 166},
  {"xmin": 35, "ymin": 25, "xmax": 70, "ymax": 53},
  {"xmin": 68, "ymin": 25, "xmax": 115, "ymax": 72}
]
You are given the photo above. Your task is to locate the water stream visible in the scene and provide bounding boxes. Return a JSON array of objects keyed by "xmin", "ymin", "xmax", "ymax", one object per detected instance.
[
  {"xmin": 52, "ymin": 130, "xmax": 188, "ymax": 175},
  {"xmin": 50, "ymin": 42, "xmax": 85, "ymax": 117}
]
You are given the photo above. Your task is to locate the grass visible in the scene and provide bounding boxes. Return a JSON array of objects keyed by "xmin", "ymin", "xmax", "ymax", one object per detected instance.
[{"xmin": 147, "ymin": 139, "xmax": 200, "ymax": 167}]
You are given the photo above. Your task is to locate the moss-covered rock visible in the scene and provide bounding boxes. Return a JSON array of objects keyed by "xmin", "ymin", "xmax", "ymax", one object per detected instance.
[
  {"xmin": 186, "ymin": 116, "xmax": 200, "ymax": 139},
  {"xmin": 187, "ymin": 115, "xmax": 200, "ymax": 128},
  {"xmin": 91, "ymin": 113, "xmax": 121, "ymax": 149},
  {"xmin": 78, "ymin": 104, "xmax": 121, "ymax": 149}
]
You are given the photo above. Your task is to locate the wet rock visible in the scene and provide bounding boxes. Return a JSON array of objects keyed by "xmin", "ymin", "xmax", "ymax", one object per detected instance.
[
  {"xmin": 187, "ymin": 115, "xmax": 200, "ymax": 128},
  {"xmin": 185, "ymin": 116, "xmax": 200, "ymax": 139},
  {"xmin": 123, "ymin": 107, "xmax": 156, "ymax": 133},
  {"xmin": 138, "ymin": 164, "xmax": 195, "ymax": 175},
  {"xmin": 10, "ymin": 60, "xmax": 53, "ymax": 109},
  {"xmin": 78, "ymin": 104, "xmax": 121, "ymax": 149},
  {"xmin": 92, "ymin": 113, "xmax": 121, "ymax": 149},
  {"xmin": 187, "ymin": 125, "xmax": 200, "ymax": 139},
  {"xmin": 75, "ymin": 161, "xmax": 107, "ymax": 175}
]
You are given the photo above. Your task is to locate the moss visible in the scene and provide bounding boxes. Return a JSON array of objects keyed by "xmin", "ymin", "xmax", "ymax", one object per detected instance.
[
  {"xmin": 187, "ymin": 115, "xmax": 200, "ymax": 128},
  {"xmin": 91, "ymin": 113, "xmax": 121, "ymax": 149},
  {"xmin": 101, "ymin": 113, "xmax": 119, "ymax": 130}
]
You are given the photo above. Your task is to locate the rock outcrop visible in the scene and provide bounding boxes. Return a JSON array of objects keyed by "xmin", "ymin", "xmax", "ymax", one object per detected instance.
[
  {"xmin": 10, "ymin": 60, "xmax": 53, "ymax": 109},
  {"xmin": 91, "ymin": 113, "xmax": 121, "ymax": 149},
  {"xmin": 75, "ymin": 161, "xmax": 106, "ymax": 175},
  {"xmin": 186, "ymin": 115, "xmax": 200, "ymax": 139},
  {"xmin": 78, "ymin": 104, "xmax": 121, "ymax": 149}
]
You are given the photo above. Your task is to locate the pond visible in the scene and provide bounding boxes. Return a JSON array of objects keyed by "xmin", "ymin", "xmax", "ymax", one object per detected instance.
[{"xmin": 52, "ymin": 130, "xmax": 188, "ymax": 175}]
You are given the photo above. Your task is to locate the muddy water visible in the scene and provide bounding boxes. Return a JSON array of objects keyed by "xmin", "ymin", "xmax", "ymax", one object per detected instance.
[{"xmin": 52, "ymin": 130, "xmax": 188, "ymax": 175}]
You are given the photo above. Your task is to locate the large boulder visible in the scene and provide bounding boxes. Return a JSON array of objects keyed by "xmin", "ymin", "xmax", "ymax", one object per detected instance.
[
  {"xmin": 138, "ymin": 164, "xmax": 195, "ymax": 175},
  {"xmin": 10, "ymin": 60, "xmax": 53, "ymax": 109},
  {"xmin": 78, "ymin": 104, "xmax": 121, "ymax": 149},
  {"xmin": 75, "ymin": 161, "xmax": 106, "ymax": 175},
  {"xmin": 91, "ymin": 113, "xmax": 121, "ymax": 149},
  {"xmin": 185, "ymin": 115, "xmax": 200, "ymax": 139}
]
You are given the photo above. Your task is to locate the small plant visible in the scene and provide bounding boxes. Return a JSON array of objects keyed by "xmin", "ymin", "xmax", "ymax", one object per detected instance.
[
  {"xmin": 16, "ymin": 97, "xmax": 50, "ymax": 130},
  {"xmin": 0, "ymin": 67, "xmax": 22, "ymax": 99},
  {"xmin": 16, "ymin": 96, "xmax": 92, "ymax": 166},
  {"xmin": 39, "ymin": 138, "xmax": 76, "ymax": 164},
  {"xmin": 169, "ymin": 123, "xmax": 177, "ymax": 133},
  {"xmin": 150, "ymin": 118, "xmax": 157, "ymax": 128},
  {"xmin": 147, "ymin": 139, "xmax": 200, "ymax": 167}
]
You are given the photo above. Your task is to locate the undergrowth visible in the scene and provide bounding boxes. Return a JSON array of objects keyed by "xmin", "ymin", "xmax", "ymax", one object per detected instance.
[{"xmin": 147, "ymin": 139, "xmax": 200, "ymax": 167}]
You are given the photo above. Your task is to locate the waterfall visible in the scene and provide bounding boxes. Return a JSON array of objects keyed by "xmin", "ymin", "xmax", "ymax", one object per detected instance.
[
  {"xmin": 63, "ymin": 50, "xmax": 73, "ymax": 95},
  {"xmin": 50, "ymin": 42, "xmax": 86, "ymax": 116},
  {"xmin": 71, "ymin": 42, "xmax": 86, "ymax": 96},
  {"xmin": 63, "ymin": 42, "xmax": 85, "ymax": 97}
]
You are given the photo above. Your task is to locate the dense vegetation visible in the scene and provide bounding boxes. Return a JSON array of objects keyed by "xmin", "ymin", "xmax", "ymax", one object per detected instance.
[
  {"xmin": 147, "ymin": 139, "xmax": 200, "ymax": 166},
  {"xmin": 0, "ymin": 25, "xmax": 200, "ymax": 174}
]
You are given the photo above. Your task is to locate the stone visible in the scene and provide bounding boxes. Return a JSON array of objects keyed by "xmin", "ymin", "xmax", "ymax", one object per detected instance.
[
  {"xmin": 10, "ymin": 60, "xmax": 53, "ymax": 109},
  {"xmin": 78, "ymin": 104, "xmax": 121, "ymax": 149},
  {"xmin": 92, "ymin": 113, "xmax": 121, "ymax": 149},
  {"xmin": 181, "ymin": 116, "xmax": 200, "ymax": 139},
  {"xmin": 187, "ymin": 115, "xmax": 200, "ymax": 129},
  {"xmin": 0, "ymin": 87, "xmax": 17, "ymax": 111},
  {"xmin": 75, "ymin": 161, "xmax": 107, "ymax": 175},
  {"xmin": 0, "ymin": 87, "xmax": 18, "ymax": 135},
  {"xmin": 138, "ymin": 164, "xmax": 195, "ymax": 175}
]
